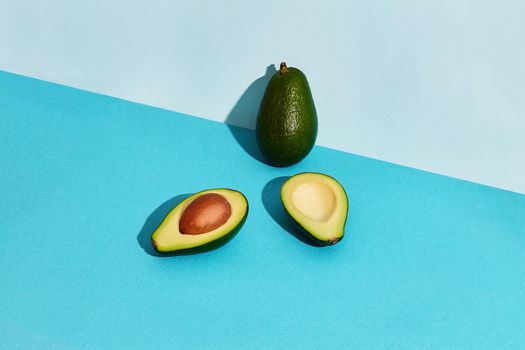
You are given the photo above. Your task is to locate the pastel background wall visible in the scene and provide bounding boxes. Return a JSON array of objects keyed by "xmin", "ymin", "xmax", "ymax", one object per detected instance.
[{"xmin": 1, "ymin": 0, "xmax": 524, "ymax": 193}]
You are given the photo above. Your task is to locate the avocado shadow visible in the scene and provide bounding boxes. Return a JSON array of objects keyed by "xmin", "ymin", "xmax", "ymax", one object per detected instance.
[
  {"xmin": 262, "ymin": 177, "xmax": 322, "ymax": 247},
  {"xmin": 137, "ymin": 193, "xmax": 198, "ymax": 257},
  {"xmin": 224, "ymin": 64, "xmax": 277, "ymax": 164}
]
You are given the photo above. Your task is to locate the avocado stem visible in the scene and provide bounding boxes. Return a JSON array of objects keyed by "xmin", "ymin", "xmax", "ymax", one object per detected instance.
[{"xmin": 280, "ymin": 62, "xmax": 288, "ymax": 75}]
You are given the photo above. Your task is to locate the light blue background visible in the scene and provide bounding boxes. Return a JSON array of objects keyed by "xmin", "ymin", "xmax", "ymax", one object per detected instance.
[
  {"xmin": 2, "ymin": 71, "xmax": 525, "ymax": 349},
  {"xmin": 1, "ymin": 0, "xmax": 524, "ymax": 193}
]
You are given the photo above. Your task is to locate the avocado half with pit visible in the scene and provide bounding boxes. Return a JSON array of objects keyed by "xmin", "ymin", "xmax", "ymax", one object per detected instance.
[
  {"xmin": 151, "ymin": 189, "xmax": 248, "ymax": 254},
  {"xmin": 281, "ymin": 173, "xmax": 348, "ymax": 246}
]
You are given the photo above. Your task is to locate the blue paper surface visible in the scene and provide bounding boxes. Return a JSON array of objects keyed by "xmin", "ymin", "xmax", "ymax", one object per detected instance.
[{"xmin": 1, "ymin": 70, "xmax": 524, "ymax": 349}]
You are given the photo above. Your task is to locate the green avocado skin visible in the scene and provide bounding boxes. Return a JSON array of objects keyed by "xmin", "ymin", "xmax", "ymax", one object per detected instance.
[
  {"xmin": 287, "ymin": 214, "xmax": 343, "ymax": 247},
  {"xmin": 256, "ymin": 67, "xmax": 318, "ymax": 167}
]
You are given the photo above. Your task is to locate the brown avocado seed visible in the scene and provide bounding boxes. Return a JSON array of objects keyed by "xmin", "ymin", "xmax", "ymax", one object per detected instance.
[{"xmin": 179, "ymin": 193, "xmax": 232, "ymax": 235}]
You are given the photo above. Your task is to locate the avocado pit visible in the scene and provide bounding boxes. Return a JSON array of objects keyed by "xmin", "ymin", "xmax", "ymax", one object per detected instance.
[{"xmin": 179, "ymin": 193, "xmax": 232, "ymax": 235}]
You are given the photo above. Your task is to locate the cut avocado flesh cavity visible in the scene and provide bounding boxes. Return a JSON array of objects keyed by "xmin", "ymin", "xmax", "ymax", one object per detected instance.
[
  {"xmin": 151, "ymin": 188, "xmax": 248, "ymax": 253},
  {"xmin": 281, "ymin": 173, "xmax": 348, "ymax": 245}
]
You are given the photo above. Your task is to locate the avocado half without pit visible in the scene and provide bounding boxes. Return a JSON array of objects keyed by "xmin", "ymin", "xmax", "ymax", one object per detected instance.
[
  {"xmin": 151, "ymin": 189, "xmax": 249, "ymax": 254},
  {"xmin": 281, "ymin": 173, "xmax": 348, "ymax": 246}
]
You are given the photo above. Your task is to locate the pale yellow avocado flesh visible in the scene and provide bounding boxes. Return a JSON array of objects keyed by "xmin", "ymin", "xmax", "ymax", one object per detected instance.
[
  {"xmin": 281, "ymin": 173, "xmax": 348, "ymax": 243},
  {"xmin": 151, "ymin": 189, "xmax": 248, "ymax": 252}
]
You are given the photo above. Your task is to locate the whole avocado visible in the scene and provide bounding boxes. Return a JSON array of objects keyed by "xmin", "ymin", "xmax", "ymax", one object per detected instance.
[{"xmin": 256, "ymin": 62, "xmax": 318, "ymax": 167}]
